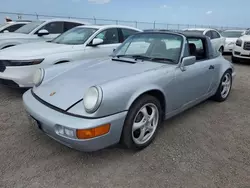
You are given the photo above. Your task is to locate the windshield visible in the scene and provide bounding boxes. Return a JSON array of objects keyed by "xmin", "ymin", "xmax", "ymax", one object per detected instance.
[
  {"xmin": 51, "ymin": 27, "xmax": 98, "ymax": 45},
  {"xmin": 245, "ymin": 30, "xmax": 250, "ymax": 35},
  {"xmin": 14, "ymin": 21, "xmax": 44, "ymax": 34},
  {"xmin": 221, "ymin": 31, "xmax": 243, "ymax": 38},
  {"xmin": 113, "ymin": 33, "xmax": 183, "ymax": 64},
  {"xmin": 183, "ymin": 30, "xmax": 204, "ymax": 35}
]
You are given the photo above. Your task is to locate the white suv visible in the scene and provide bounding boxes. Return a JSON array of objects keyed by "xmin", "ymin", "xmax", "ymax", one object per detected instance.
[
  {"xmin": 232, "ymin": 30, "xmax": 250, "ymax": 63},
  {"xmin": 0, "ymin": 18, "xmax": 89, "ymax": 50}
]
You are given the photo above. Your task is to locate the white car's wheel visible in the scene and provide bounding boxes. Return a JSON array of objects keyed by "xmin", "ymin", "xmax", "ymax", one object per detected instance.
[
  {"xmin": 213, "ymin": 70, "xmax": 232, "ymax": 102},
  {"xmin": 121, "ymin": 95, "xmax": 162, "ymax": 150},
  {"xmin": 219, "ymin": 46, "xmax": 224, "ymax": 54}
]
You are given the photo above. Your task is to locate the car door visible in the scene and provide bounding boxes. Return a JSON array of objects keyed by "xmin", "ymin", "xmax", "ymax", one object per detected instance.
[
  {"xmin": 84, "ymin": 28, "xmax": 121, "ymax": 59},
  {"xmin": 35, "ymin": 21, "xmax": 64, "ymax": 40},
  {"xmin": 172, "ymin": 37, "xmax": 215, "ymax": 110}
]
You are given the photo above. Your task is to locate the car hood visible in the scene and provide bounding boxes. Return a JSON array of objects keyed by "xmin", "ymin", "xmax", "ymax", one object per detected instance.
[
  {"xmin": 239, "ymin": 35, "xmax": 250, "ymax": 41},
  {"xmin": 0, "ymin": 42, "xmax": 74, "ymax": 59},
  {"xmin": 225, "ymin": 37, "xmax": 238, "ymax": 43},
  {"xmin": 0, "ymin": 32, "xmax": 31, "ymax": 40},
  {"xmin": 33, "ymin": 58, "xmax": 165, "ymax": 110}
]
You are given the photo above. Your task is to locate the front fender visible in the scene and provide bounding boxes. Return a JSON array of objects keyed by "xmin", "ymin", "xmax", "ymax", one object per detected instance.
[
  {"xmin": 125, "ymin": 84, "xmax": 167, "ymax": 110},
  {"xmin": 0, "ymin": 41, "xmax": 21, "ymax": 49}
]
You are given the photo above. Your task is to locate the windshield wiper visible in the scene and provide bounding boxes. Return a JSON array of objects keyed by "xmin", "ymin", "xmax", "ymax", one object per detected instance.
[{"xmin": 150, "ymin": 57, "xmax": 176, "ymax": 63}]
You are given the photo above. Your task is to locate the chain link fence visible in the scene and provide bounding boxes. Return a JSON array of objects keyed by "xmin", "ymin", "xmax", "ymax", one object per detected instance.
[{"xmin": 0, "ymin": 11, "xmax": 246, "ymax": 31}]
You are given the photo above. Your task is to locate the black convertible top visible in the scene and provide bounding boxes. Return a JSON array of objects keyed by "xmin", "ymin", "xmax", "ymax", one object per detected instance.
[{"xmin": 141, "ymin": 29, "xmax": 207, "ymax": 39}]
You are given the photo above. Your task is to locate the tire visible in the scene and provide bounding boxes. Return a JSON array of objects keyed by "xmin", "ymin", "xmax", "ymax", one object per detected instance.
[
  {"xmin": 219, "ymin": 46, "xmax": 224, "ymax": 54},
  {"xmin": 231, "ymin": 55, "xmax": 237, "ymax": 63},
  {"xmin": 121, "ymin": 95, "xmax": 163, "ymax": 150},
  {"xmin": 213, "ymin": 70, "xmax": 232, "ymax": 102}
]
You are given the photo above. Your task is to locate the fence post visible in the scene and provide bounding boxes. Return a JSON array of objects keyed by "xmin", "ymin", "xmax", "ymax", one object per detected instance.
[
  {"xmin": 166, "ymin": 24, "xmax": 169, "ymax": 30},
  {"xmin": 93, "ymin": 17, "xmax": 96, "ymax": 24},
  {"xmin": 116, "ymin": 20, "xmax": 118, "ymax": 25},
  {"xmin": 153, "ymin": 21, "xmax": 156, "ymax": 29},
  {"xmin": 135, "ymin": 21, "xmax": 137, "ymax": 28},
  {"xmin": 177, "ymin": 24, "xmax": 180, "ymax": 30},
  {"xmin": 35, "ymin": 12, "xmax": 39, "ymax": 20}
]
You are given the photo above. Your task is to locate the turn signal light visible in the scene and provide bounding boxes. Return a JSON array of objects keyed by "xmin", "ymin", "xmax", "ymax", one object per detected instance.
[{"xmin": 76, "ymin": 124, "xmax": 110, "ymax": 139}]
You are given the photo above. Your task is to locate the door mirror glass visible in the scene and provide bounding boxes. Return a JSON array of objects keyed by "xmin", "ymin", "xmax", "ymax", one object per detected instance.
[
  {"xmin": 37, "ymin": 29, "xmax": 49, "ymax": 36},
  {"xmin": 91, "ymin": 38, "xmax": 104, "ymax": 46},
  {"xmin": 3, "ymin": 30, "xmax": 9, "ymax": 33},
  {"xmin": 182, "ymin": 56, "xmax": 196, "ymax": 66}
]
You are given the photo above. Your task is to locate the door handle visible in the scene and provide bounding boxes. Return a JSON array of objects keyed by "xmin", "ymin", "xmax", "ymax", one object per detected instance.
[{"xmin": 209, "ymin": 65, "xmax": 215, "ymax": 70}]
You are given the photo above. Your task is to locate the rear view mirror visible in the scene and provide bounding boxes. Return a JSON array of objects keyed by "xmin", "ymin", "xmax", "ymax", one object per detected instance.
[
  {"xmin": 37, "ymin": 29, "xmax": 49, "ymax": 37},
  {"xmin": 180, "ymin": 56, "xmax": 196, "ymax": 71},
  {"xmin": 91, "ymin": 38, "xmax": 103, "ymax": 46}
]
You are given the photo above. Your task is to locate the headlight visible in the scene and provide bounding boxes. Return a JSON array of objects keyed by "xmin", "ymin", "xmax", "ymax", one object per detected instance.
[
  {"xmin": 33, "ymin": 68, "xmax": 45, "ymax": 87},
  {"xmin": 236, "ymin": 39, "xmax": 242, "ymax": 47},
  {"xmin": 83, "ymin": 86, "xmax": 103, "ymax": 113},
  {"xmin": 227, "ymin": 42, "xmax": 235, "ymax": 45},
  {"xmin": 8, "ymin": 59, "xmax": 44, "ymax": 66}
]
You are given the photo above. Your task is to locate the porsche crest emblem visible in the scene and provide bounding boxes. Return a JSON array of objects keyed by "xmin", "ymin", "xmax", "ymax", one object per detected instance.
[{"xmin": 50, "ymin": 91, "xmax": 56, "ymax": 96}]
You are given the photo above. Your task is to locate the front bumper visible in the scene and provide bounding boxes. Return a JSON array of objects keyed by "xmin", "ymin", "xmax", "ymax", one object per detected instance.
[
  {"xmin": 224, "ymin": 44, "xmax": 234, "ymax": 53},
  {"xmin": 232, "ymin": 45, "xmax": 250, "ymax": 60},
  {"xmin": 0, "ymin": 65, "xmax": 40, "ymax": 88},
  {"xmin": 23, "ymin": 89, "xmax": 128, "ymax": 152}
]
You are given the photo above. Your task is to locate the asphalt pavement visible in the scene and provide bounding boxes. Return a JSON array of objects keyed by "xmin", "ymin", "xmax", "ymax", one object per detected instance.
[{"xmin": 0, "ymin": 55, "xmax": 250, "ymax": 188}]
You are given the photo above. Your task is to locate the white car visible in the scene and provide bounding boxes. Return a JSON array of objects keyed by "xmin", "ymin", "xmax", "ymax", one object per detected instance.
[
  {"xmin": 0, "ymin": 18, "xmax": 88, "ymax": 49},
  {"xmin": 220, "ymin": 30, "xmax": 245, "ymax": 53},
  {"xmin": 183, "ymin": 28, "xmax": 226, "ymax": 53},
  {"xmin": 232, "ymin": 30, "xmax": 250, "ymax": 63},
  {"xmin": 0, "ymin": 25, "xmax": 142, "ymax": 88},
  {"xmin": 0, "ymin": 20, "xmax": 31, "ymax": 33}
]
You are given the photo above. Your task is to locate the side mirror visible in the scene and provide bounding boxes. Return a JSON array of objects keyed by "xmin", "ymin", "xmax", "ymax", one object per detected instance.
[
  {"xmin": 91, "ymin": 38, "xmax": 103, "ymax": 46},
  {"xmin": 180, "ymin": 56, "xmax": 196, "ymax": 71},
  {"xmin": 3, "ymin": 30, "xmax": 9, "ymax": 33},
  {"xmin": 37, "ymin": 29, "xmax": 49, "ymax": 37},
  {"xmin": 113, "ymin": 48, "xmax": 116, "ymax": 52}
]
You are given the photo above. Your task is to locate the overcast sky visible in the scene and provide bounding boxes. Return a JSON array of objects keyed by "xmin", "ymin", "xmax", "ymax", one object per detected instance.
[{"xmin": 0, "ymin": 0, "xmax": 248, "ymax": 28}]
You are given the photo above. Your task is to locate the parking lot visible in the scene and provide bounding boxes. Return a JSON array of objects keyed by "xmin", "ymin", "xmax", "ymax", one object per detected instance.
[{"xmin": 0, "ymin": 55, "xmax": 250, "ymax": 188}]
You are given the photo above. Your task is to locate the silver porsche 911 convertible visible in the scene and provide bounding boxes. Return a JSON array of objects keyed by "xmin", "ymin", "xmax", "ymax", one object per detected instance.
[{"xmin": 23, "ymin": 30, "xmax": 236, "ymax": 152}]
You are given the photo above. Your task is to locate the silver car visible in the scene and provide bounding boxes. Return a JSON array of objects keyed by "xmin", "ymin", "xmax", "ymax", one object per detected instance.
[{"xmin": 23, "ymin": 31, "xmax": 236, "ymax": 152}]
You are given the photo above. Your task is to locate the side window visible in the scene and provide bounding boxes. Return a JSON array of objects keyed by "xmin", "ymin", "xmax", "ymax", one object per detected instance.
[
  {"xmin": 205, "ymin": 31, "xmax": 213, "ymax": 39},
  {"xmin": 64, "ymin": 22, "xmax": 83, "ymax": 32},
  {"xmin": 211, "ymin": 31, "xmax": 220, "ymax": 39},
  {"xmin": 121, "ymin": 28, "xmax": 139, "ymax": 41},
  {"xmin": 95, "ymin": 28, "xmax": 119, "ymax": 44},
  {"xmin": 187, "ymin": 38, "xmax": 207, "ymax": 61},
  {"xmin": 41, "ymin": 22, "xmax": 64, "ymax": 34},
  {"xmin": 3, "ymin": 24, "xmax": 25, "ymax": 32}
]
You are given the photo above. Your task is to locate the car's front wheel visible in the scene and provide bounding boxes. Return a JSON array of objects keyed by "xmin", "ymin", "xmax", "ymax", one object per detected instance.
[
  {"xmin": 121, "ymin": 95, "xmax": 162, "ymax": 150},
  {"xmin": 213, "ymin": 70, "xmax": 232, "ymax": 102}
]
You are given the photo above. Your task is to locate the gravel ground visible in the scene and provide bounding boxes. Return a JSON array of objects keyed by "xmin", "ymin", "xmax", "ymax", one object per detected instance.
[{"xmin": 0, "ymin": 56, "xmax": 250, "ymax": 188}]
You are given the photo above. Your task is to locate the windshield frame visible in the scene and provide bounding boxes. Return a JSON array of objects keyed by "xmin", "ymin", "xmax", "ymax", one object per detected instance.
[
  {"xmin": 50, "ymin": 27, "xmax": 98, "ymax": 45},
  {"xmin": 14, "ymin": 21, "xmax": 44, "ymax": 34},
  {"xmin": 221, "ymin": 30, "xmax": 244, "ymax": 38},
  {"xmin": 112, "ymin": 32, "xmax": 184, "ymax": 65}
]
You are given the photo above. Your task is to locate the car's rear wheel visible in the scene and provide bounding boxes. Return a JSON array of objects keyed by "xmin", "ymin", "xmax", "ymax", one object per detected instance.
[
  {"xmin": 121, "ymin": 95, "xmax": 162, "ymax": 150},
  {"xmin": 213, "ymin": 70, "xmax": 232, "ymax": 102}
]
